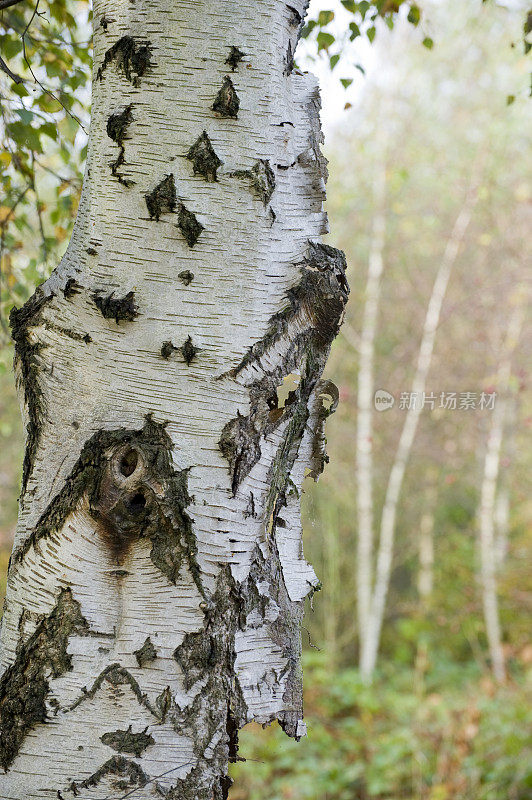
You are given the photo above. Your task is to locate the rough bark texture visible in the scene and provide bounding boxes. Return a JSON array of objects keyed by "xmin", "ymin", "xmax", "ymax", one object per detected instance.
[{"xmin": 0, "ymin": 1, "xmax": 347, "ymax": 797}]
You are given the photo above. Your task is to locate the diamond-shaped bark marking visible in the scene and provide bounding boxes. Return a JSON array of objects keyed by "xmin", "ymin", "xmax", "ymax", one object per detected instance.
[
  {"xmin": 187, "ymin": 131, "xmax": 222, "ymax": 182},
  {"xmin": 177, "ymin": 203, "xmax": 204, "ymax": 247},
  {"xmin": 249, "ymin": 159, "xmax": 276, "ymax": 205},
  {"xmin": 230, "ymin": 159, "xmax": 276, "ymax": 206},
  {"xmin": 145, "ymin": 174, "xmax": 177, "ymax": 220},
  {"xmin": 212, "ymin": 76, "xmax": 240, "ymax": 118},
  {"xmin": 180, "ymin": 336, "xmax": 199, "ymax": 365}
]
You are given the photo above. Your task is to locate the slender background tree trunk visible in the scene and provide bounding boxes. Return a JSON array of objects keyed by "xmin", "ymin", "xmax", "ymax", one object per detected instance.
[
  {"xmin": 478, "ymin": 298, "xmax": 525, "ymax": 683},
  {"xmin": 0, "ymin": 2, "xmax": 347, "ymax": 797},
  {"xmin": 356, "ymin": 151, "xmax": 386, "ymax": 671},
  {"xmin": 360, "ymin": 176, "xmax": 480, "ymax": 681}
]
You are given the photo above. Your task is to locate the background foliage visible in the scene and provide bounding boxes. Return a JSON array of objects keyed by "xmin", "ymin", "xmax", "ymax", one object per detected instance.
[
  {"xmin": 0, "ymin": 1, "xmax": 531, "ymax": 799},
  {"xmin": 0, "ymin": 0, "xmax": 90, "ymax": 353}
]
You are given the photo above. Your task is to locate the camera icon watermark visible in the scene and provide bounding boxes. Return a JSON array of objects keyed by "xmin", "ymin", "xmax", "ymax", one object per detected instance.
[{"xmin": 374, "ymin": 389, "xmax": 395, "ymax": 411}]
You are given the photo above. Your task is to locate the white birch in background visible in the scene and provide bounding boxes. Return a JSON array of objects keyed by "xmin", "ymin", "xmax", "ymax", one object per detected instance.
[
  {"xmin": 478, "ymin": 296, "xmax": 526, "ymax": 683},
  {"xmin": 494, "ymin": 487, "xmax": 510, "ymax": 569},
  {"xmin": 355, "ymin": 152, "xmax": 386, "ymax": 672},
  {"xmin": 359, "ymin": 178, "xmax": 480, "ymax": 681},
  {"xmin": 0, "ymin": 2, "xmax": 348, "ymax": 797}
]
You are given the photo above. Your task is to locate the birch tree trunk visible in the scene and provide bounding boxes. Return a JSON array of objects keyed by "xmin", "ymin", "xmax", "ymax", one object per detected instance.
[
  {"xmin": 360, "ymin": 179, "xmax": 479, "ymax": 681},
  {"xmin": 0, "ymin": 2, "xmax": 348, "ymax": 797},
  {"xmin": 478, "ymin": 300, "xmax": 525, "ymax": 683},
  {"xmin": 355, "ymin": 154, "xmax": 386, "ymax": 670}
]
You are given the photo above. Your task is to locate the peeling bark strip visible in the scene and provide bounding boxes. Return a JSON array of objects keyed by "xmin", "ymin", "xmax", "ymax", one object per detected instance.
[
  {"xmin": 167, "ymin": 547, "xmax": 304, "ymax": 799},
  {"xmin": 97, "ymin": 35, "xmax": 152, "ymax": 85},
  {"xmin": 169, "ymin": 568, "xmax": 243, "ymax": 799},
  {"xmin": 0, "ymin": 588, "xmax": 89, "ymax": 770},
  {"xmin": 2, "ymin": 0, "xmax": 345, "ymax": 795},
  {"xmin": 219, "ymin": 241, "xmax": 348, "ymax": 495},
  {"xmin": 228, "ymin": 242, "xmax": 348, "ymax": 378},
  {"xmin": 307, "ymin": 379, "xmax": 339, "ymax": 479},
  {"xmin": 9, "ymin": 291, "xmax": 52, "ymax": 496}
]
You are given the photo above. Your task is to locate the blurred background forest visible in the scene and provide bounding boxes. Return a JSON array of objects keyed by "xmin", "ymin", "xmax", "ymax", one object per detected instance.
[{"xmin": 0, "ymin": 1, "xmax": 531, "ymax": 799}]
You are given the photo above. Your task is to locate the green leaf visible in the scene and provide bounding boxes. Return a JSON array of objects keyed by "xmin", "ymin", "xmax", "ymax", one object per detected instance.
[
  {"xmin": 330, "ymin": 54, "xmax": 340, "ymax": 70},
  {"xmin": 6, "ymin": 121, "xmax": 43, "ymax": 153},
  {"xmin": 422, "ymin": 36, "xmax": 434, "ymax": 49},
  {"xmin": 14, "ymin": 109, "xmax": 35, "ymax": 125},
  {"xmin": 340, "ymin": 78, "xmax": 354, "ymax": 89},
  {"xmin": 341, "ymin": 0, "xmax": 357, "ymax": 12},
  {"xmin": 506, "ymin": 94, "xmax": 515, "ymax": 105},
  {"xmin": 41, "ymin": 122, "xmax": 58, "ymax": 141},
  {"xmin": 407, "ymin": 4, "xmax": 421, "ymax": 25},
  {"xmin": 349, "ymin": 21, "xmax": 361, "ymax": 40},
  {"xmin": 355, "ymin": 63, "xmax": 366, "ymax": 75},
  {"xmin": 367, "ymin": 26, "xmax": 377, "ymax": 43},
  {"xmin": 318, "ymin": 10, "xmax": 335, "ymax": 26},
  {"xmin": 1, "ymin": 36, "xmax": 23, "ymax": 59},
  {"xmin": 317, "ymin": 31, "xmax": 335, "ymax": 51},
  {"xmin": 11, "ymin": 83, "xmax": 29, "ymax": 98}
]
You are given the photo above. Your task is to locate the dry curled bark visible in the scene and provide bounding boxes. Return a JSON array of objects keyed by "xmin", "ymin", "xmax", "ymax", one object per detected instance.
[{"xmin": 0, "ymin": 1, "xmax": 347, "ymax": 797}]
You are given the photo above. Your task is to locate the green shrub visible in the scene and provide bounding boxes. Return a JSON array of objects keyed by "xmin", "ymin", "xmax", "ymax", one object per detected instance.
[{"xmin": 230, "ymin": 652, "xmax": 532, "ymax": 800}]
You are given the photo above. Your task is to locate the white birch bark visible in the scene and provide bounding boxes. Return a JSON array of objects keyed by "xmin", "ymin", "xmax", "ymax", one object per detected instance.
[
  {"xmin": 494, "ymin": 486, "xmax": 510, "ymax": 569},
  {"xmin": 478, "ymin": 301, "xmax": 525, "ymax": 683},
  {"xmin": 360, "ymin": 180, "xmax": 479, "ymax": 681},
  {"xmin": 0, "ymin": 2, "xmax": 348, "ymax": 797},
  {"xmin": 355, "ymin": 155, "xmax": 386, "ymax": 667}
]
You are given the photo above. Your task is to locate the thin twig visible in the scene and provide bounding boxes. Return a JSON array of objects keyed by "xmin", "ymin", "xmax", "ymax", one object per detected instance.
[
  {"xmin": 21, "ymin": 0, "xmax": 88, "ymax": 134},
  {"xmin": 303, "ymin": 625, "xmax": 321, "ymax": 651}
]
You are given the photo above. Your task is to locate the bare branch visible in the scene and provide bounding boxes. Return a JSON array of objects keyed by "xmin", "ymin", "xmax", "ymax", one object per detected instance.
[
  {"xmin": 0, "ymin": 0, "xmax": 26, "ymax": 11},
  {"xmin": 0, "ymin": 53, "xmax": 23, "ymax": 84}
]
